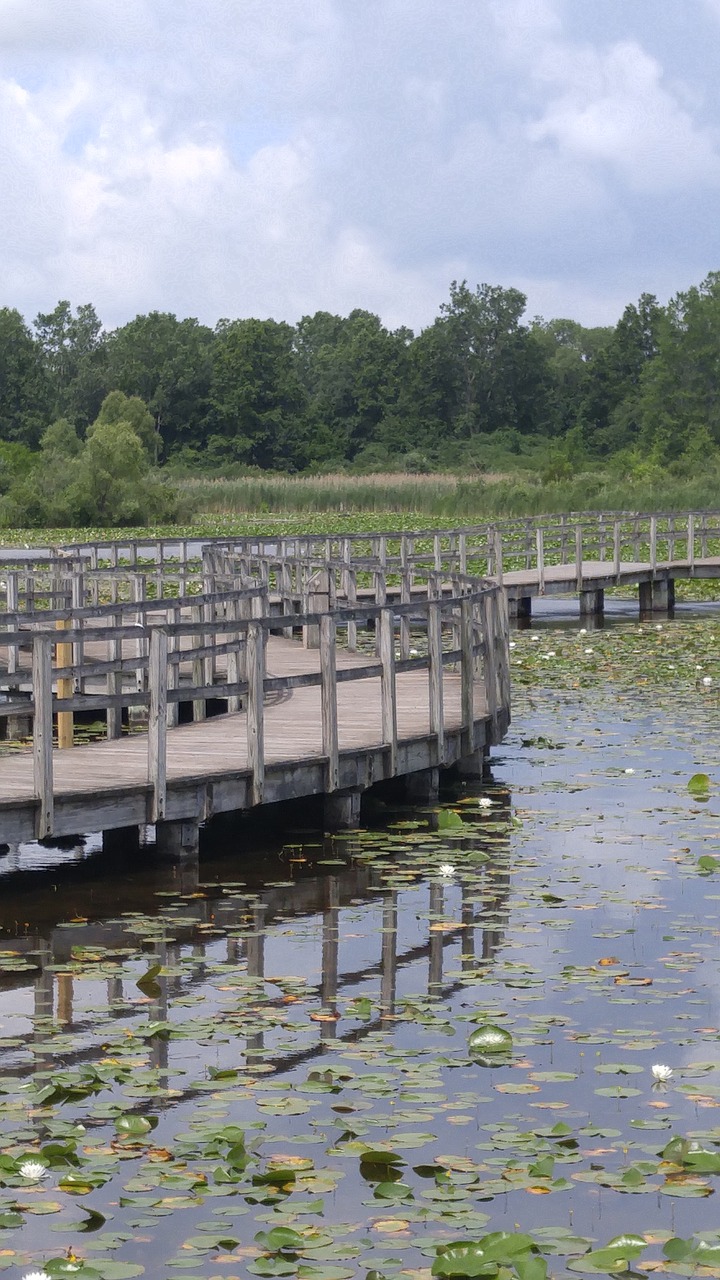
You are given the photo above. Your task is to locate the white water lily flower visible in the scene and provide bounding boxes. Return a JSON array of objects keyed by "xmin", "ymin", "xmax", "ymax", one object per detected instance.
[
  {"xmin": 703, "ymin": 676, "xmax": 713, "ymax": 686},
  {"xmin": 509, "ymin": 641, "xmax": 516, "ymax": 649},
  {"xmin": 477, "ymin": 797, "xmax": 493, "ymax": 808},
  {"xmin": 584, "ymin": 647, "xmax": 594, "ymax": 654},
  {"xmin": 18, "ymin": 1160, "xmax": 48, "ymax": 1181},
  {"xmin": 624, "ymin": 768, "xmax": 635, "ymax": 775},
  {"xmin": 578, "ymin": 628, "xmax": 587, "ymax": 635},
  {"xmin": 438, "ymin": 863, "xmax": 455, "ymax": 878},
  {"xmin": 23, "ymin": 1271, "xmax": 51, "ymax": 1280},
  {"xmin": 651, "ymin": 1063, "xmax": 673, "ymax": 1082}
]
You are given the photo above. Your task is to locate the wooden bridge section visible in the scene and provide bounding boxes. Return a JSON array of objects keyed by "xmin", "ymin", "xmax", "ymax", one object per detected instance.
[
  {"xmin": 0, "ymin": 543, "xmax": 510, "ymax": 850},
  {"xmin": 2, "ymin": 507, "xmax": 719, "ymax": 854}
]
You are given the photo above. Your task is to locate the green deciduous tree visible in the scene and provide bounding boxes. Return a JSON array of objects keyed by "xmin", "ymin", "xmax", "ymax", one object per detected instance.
[
  {"xmin": 91, "ymin": 390, "xmax": 157, "ymax": 461},
  {"xmin": 210, "ymin": 318, "xmax": 308, "ymax": 469},
  {"xmin": 105, "ymin": 312, "xmax": 214, "ymax": 458},
  {"xmin": 577, "ymin": 294, "xmax": 663, "ymax": 455},
  {"xmin": 33, "ymin": 300, "xmax": 107, "ymax": 428},
  {"xmin": 0, "ymin": 307, "xmax": 50, "ymax": 447}
]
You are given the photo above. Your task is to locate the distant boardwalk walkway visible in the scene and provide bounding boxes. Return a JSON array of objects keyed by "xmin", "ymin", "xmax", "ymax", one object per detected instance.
[{"xmin": 0, "ymin": 508, "xmax": 716, "ymax": 854}]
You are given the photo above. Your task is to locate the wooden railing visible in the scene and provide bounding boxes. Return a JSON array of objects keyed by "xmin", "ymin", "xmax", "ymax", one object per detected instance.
[{"xmin": 0, "ymin": 555, "xmax": 509, "ymax": 839}]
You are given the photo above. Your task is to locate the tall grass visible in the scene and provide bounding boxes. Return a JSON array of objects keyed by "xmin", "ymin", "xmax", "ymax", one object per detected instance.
[{"xmin": 181, "ymin": 468, "xmax": 720, "ymax": 521}]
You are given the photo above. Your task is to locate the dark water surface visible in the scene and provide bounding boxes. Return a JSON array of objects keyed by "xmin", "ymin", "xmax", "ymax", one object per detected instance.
[{"xmin": 2, "ymin": 615, "xmax": 720, "ymax": 1278}]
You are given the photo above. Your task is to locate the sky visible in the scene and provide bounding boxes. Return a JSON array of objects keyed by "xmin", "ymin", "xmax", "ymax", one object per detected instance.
[{"xmin": 1, "ymin": 0, "xmax": 719, "ymax": 335}]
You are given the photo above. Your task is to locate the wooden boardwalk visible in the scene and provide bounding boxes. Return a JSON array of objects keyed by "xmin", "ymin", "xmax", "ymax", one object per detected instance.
[
  {"xmin": 0, "ymin": 555, "xmax": 510, "ymax": 849},
  {"xmin": 2, "ymin": 507, "xmax": 718, "ymax": 851}
]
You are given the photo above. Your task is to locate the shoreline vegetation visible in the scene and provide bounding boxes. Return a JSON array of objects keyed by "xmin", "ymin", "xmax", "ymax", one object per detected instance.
[{"xmin": 3, "ymin": 270, "xmax": 720, "ymax": 527}]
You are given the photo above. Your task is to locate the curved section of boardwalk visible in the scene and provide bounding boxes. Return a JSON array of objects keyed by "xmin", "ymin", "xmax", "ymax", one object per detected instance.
[
  {"xmin": 0, "ymin": 550, "xmax": 510, "ymax": 847},
  {"xmin": 2, "ymin": 507, "xmax": 717, "ymax": 850}
]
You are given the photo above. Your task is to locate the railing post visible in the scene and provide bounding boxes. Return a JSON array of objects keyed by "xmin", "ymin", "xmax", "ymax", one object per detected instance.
[
  {"xmin": 320, "ymin": 613, "xmax": 339, "ymax": 793},
  {"xmin": 536, "ymin": 528, "xmax": 545, "ymax": 595},
  {"xmin": 55, "ymin": 618, "xmax": 73, "ymax": 749},
  {"xmin": 226, "ymin": 599, "xmax": 243, "ymax": 714},
  {"xmin": 106, "ymin": 614, "xmax": 122, "ymax": 739},
  {"xmin": 247, "ymin": 619, "xmax": 265, "ymax": 805},
  {"xmin": 71, "ymin": 559, "xmax": 85, "ymax": 690},
  {"xmin": 687, "ymin": 513, "xmax": 696, "ymax": 571},
  {"xmin": 32, "ymin": 635, "xmax": 53, "ymax": 838},
  {"xmin": 133, "ymin": 575, "xmax": 146, "ymax": 693},
  {"xmin": 6, "ymin": 573, "xmax": 18, "ymax": 677},
  {"xmin": 613, "ymin": 521, "xmax": 621, "ymax": 580},
  {"xmin": 481, "ymin": 594, "xmax": 499, "ymax": 730},
  {"xmin": 191, "ymin": 603, "xmax": 206, "ymax": 722},
  {"xmin": 379, "ymin": 607, "xmax": 397, "ymax": 776},
  {"xmin": 650, "ymin": 515, "xmax": 657, "ymax": 573},
  {"xmin": 427, "ymin": 596, "xmax": 444, "ymax": 763},
  {"xmin": 494, "ymin": 530, "xmax": 504, "ymax": 585},
  {"xmin": 148, "ymin": 627, "xmax": 168, "ymax": 823},
  {"xmin": 399, "ymin": 539, "xmax": 411, "ymax": 659},
  {"xmin": 574, "ymin": 525, "xmax": 583, "ymax": 591},
  {"xmin": 346, "ymin": 568, "xmax": 357, "ymax": 652},
  {"xmin": 166, "ymin": 606, "xmax": 180, "ymax": 726},
  {"xmin": 460, "ymin": 596, "xmax": 475, "ymax": 756}
]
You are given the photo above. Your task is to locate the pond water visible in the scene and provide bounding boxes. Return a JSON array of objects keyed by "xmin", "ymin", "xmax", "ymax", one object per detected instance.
[{"xmin": 2, "ymin": 613, "xmax": 720, "ymax": 1279}]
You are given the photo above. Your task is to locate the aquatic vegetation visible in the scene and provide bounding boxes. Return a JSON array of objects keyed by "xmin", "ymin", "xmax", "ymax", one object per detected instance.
[{"xmin": 1, "ymin": 612, "xmax": 720, "ymax": 1275}]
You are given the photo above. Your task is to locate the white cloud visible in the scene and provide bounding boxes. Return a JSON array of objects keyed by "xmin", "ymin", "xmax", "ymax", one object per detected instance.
[
  {"xmin": 528, "ymin": 40, "xmax": 720, "ymax": 194},
  {"xmin": 0, "ymin": 0, "xmax": 719, "ymax": 331}
]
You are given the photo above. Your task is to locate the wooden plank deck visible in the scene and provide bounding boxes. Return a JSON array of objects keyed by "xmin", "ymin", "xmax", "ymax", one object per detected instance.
[{"xmin": 0, "ymin": 634, "xmax": 499, "ymax": 845}]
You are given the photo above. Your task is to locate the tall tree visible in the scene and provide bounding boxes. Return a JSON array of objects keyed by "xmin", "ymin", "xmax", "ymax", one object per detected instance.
[
  {"xmin": 209, "ymin": 318, "xmax": 308, "ymax": 469},
  {"xmin": 632, "ymin": 275, "xmax": 720, "ymax": 460},
  {"xmin": 105, "ymin": 312, "xmax": 214, "ymax": 458},
  {"xmin": 577, "ymin": 294, "xmax": 663, "ymax": 455},
  {"xmin": 0, "ymin": 307, "xmax": 50, "ymax": 448},
  {"xmin": 419, "ymin": 281, "xmax": 548, "ymax": 440},
  {"xmin": 295, "ymin": 309, "xmax": 414, "ymax": 463},
  {"xmin": 33, "ymin": 300, "xmax": 107, "ymax": 428}
]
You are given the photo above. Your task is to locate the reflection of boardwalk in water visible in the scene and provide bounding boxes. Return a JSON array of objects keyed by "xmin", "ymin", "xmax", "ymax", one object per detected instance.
[{"xmin": 0, "ymin": 810, "xmax": 512, "ymax": 1088}]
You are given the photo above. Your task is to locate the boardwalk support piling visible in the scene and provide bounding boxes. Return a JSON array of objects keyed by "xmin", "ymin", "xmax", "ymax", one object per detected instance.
[
  {"xmin": 156, "ymin": 819, "xmax": 200, "ymax": 860},
  {"xmin": 508, "ymin": 595, "xmax": 531, "ymax": 621},
  {"xmin": 405, "ymin": 767, "xmax": 440, "ymax": 805},
  {"xmin": 324, "ymin": 789, "xmax": 362, "ymax": 831},
  {"xmin": 579, "ymin": 589, "xmax": 604, "ymax": 620},
  {"xmin": 639, "ymin": 578, "xmax": 675, "ymax": 615}
]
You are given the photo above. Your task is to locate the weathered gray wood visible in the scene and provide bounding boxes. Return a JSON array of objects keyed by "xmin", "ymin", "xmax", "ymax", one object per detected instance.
[
  {"xmin": 687, "ymin": 513, "xmax": 695, "ymax": 570},
  {"xmin": 460, "ymin": 596, "xmax": 475, "ymax": 756},
  {"xmin": 427, "ymin": 598, "xmax": 444, "ymax": 763},
  {"xmin": 191, "ymin": 604, "xmax": 206, "ymax": 722},
  {"xmin": 148, "ymin": 628, "xmax": 168, "ymax": 822},
  {"xmin": 320, "ymin": 614, "xmax": 339, "ymax": 792},
  {"xmin": 575, "ymin": 525, "xmax": 583, "ymax": 589},
  {"xmin": 650, "ymin": 516, "xmax": 657, "ymax": 572},
  {"xmin": 493, "ymin": 530, "xmax": 503, "ymax": 584},
  {"xmin": 379, "ymin": 607, "xmax": 397, "ymax": 776},
  {"xmin": 481, "ymin": 593, "xmax": 499, "ymax": 726},
  {"xmin": 106, "ymin": 613, "xmax": 123, "ymax": 739},
  {"xmin": 246, "ymin": 619, "xmax": 265, "ymax": 806},
  {"xmin": 536, "ymin": 528, "xmax": 545, "ymax": 595},
  {"xmin": 32, "ymin": 635, "xmax": 53, "ymax": 837},
  {"xmin": 6, "ymin": 573, "xmax": 18, "ymax": 677},
  {"xmin": 132, "ymin": 575, "xmax": 146, "ymax": 693},
  {"xmin": 613, "ymin": 521, "xmax": 621, "ymax": 579}
]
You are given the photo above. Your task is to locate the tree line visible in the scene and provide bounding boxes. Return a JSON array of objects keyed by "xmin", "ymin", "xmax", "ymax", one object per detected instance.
[{"xmin": 1, "ymin": 273, "xmax": 719, "ymax": 522}]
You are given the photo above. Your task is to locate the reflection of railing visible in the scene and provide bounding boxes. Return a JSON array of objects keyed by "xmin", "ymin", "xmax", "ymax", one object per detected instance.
[
  {"xmin": 3, "ymin": 843, "xmax": 512, "ymax": 1084},
  {"xmin": 0, "ymin": 545, "xmax": 510, "ymax": 842}
]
